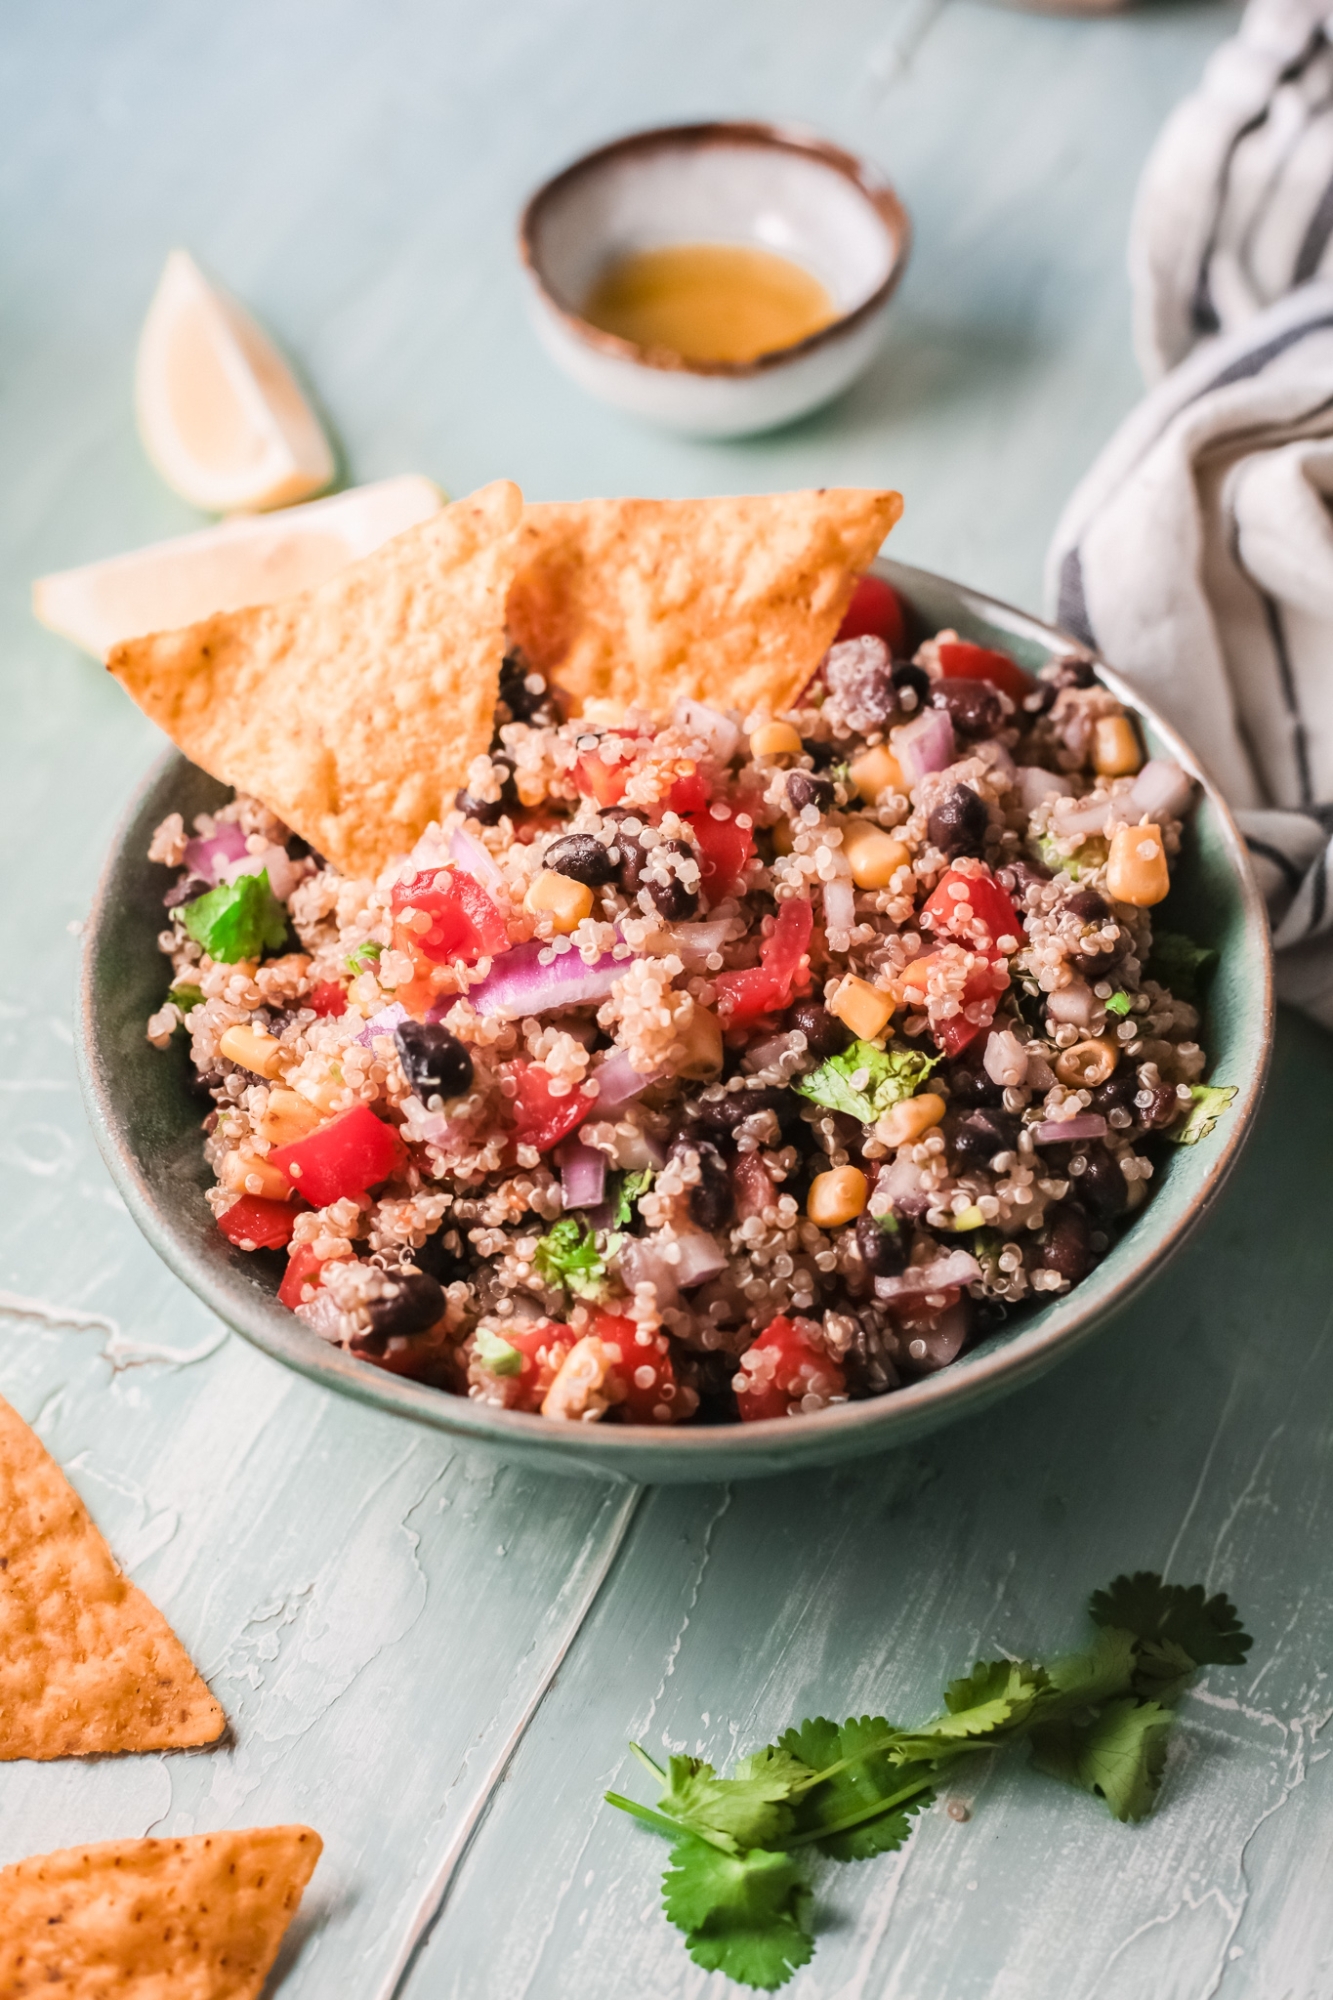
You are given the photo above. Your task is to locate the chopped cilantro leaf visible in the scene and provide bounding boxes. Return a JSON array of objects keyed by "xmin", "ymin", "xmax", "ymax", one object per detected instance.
[
  {"xmin": 346, "ymin": 939, "xmax": 383, "ymax": 973},
  {"xmin": 180, "ymin": 870, "xmax": 288, "ymax": 964},
  {"xmin": 1029, "ymin": 1698, "xmax": 1173, "ymax": 1822},
  {"xmin": 662, "ymin": 1837, "xmax": 814, "ymax": 1991},
  {"xmin": 1088, "ymin": 1572, "xmax": 1252, "ymax": 1666},
  {"xmin": 532, "ymin": 1216, "xmax": 606, "ymax": 1298},
  {"xmin": 780, "ymin": 1717, "xmax": 933, "ymax": 1861},
  {"xmin": 167, "ymin": 982, "xmax": 203, "ymax": 1014},
  {"xmin": 615, "ymin": 1168, "xmax": 654, "ymax": 1228},
  {"xmin": 474, "ymin": 1328, "xmax": 522, "ymax": 1377},
  {"xmin": 1166, "ymin": 1083, "xmax": 1237, "ymax": 1146},
  {"xmin": 659, "ymin": 1747, "xmax": 808, "ymax": 1853},
  {"xmin": 1105, "ymin": 990, "xmax": 1132, "ymax": 1017},
  {"xmin": 795, "ymin": 1041, "xmax": 938, "ymax": 1125},
  {"xmin": 1146, "ymin": 929, "xmax": 1218, "ymax": 1003}
]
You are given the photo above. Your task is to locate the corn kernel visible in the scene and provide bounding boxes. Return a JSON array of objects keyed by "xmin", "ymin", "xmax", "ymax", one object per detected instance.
[
  {"xmin": 807, "ymin": 1165, "xmax": 869, "ymax": 1228},
  {"xmin": 220, "ymin": 1149, "xmax": 292, "ymax": 1201},
  {"xmin": 842, "ymin": 823, "xmax": 912, "ymax": 890},
  {"xmin": 1106, "ymin": 822, "xmax": 1169, "ymax": 906},
  {"xmin": 749, "ymin": 721, "xmax": 804, "ymax": 761},
  {"xmin": 525, "ymin": 869, "xmax": 595, "ymax": 933},
  {"xmin": 1054, "ymin": 1036, "xmax": 1119, "ymax": 1087},
  {"xmin": 829, "ymin": 975, "xmax": 894, "ymax": 1041},
  {"xmin": 849, "ymin": 743, "xmax": 906, "ymax": 802},
  {"xmin": 879, "ymin": 1091, "xmax": 946, "ymax": 1148},
  {"xmin": 1092, "ymin": 714, "xmax": 1142, "ymax": 777},
  {"xmin": 218, "ymin": 1023, "xmax": 289, "ymax": 1081},
  {"xmin": 771, "ymin": 817, "xmax": 795, "ymax": 856},
  {"xmin": 296, "ymin": 1070, "xmax": 346, "ymax": 1116},
  {"xmin": 676, "ymin": 1004, "xmax": 724, "ymax": 1079},
  {"xmin": 256, "ymin": 1087, "xmax": 324, "ymax": 1148}
]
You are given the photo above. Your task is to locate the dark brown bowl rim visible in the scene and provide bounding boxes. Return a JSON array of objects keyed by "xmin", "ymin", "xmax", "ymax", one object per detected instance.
[{"xmin": 517, "ymin": 119, "xmax": 912, "ymax": 379}]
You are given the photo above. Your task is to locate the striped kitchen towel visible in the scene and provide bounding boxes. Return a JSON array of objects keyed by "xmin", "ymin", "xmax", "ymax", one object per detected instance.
[{"xmin": 1048, "ymin": 9, "xmax": 1333, "ymax": 1029}]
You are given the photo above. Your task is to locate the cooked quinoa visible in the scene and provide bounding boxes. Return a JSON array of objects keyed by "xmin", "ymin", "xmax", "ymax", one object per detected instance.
[{"xmin": 145, "ymin": 596, "xmax": 1226, "ymax": 1426}]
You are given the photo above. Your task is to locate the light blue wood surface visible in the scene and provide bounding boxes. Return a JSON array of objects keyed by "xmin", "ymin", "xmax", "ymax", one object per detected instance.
[{"xmin": 12, "ymin": 4, "xmax": 1333, "ymax": 1996}]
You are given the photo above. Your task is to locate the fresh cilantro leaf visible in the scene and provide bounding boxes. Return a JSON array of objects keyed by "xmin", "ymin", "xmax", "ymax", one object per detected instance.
[
  {"xmin": 1088, "ymin": 1572, "xmax": 1252, "ymax": 1667},
  {"xmin": 659, "ymin": 1748, "xmax": 809, "ymax": 1853},
  {"xmin": 532, "ymin": 1216, "xmax": 606, "ymax": 1297},
  {"xmin": 1166, "ymin": 1083, "xmax": 1237, "ymax": 1146},
  {"xmin": 1145, "ymin": 930, "xmax": 1218, "ymax": 1004},
  {"xmin": 1131, "ymin": 1639, "xmax": 1199, "ymax": 1708},
  {"xmin": 891, "ymin": 1659, "xmax": 1049, "ymax": 1756},
  {"xmin": 1037, "ymin": 1625, "xmax": 1138, "ymax": 1716},
  {"xmin": 780, "ymin": 1717, "xmax": 933, "ymax": 1861},
  {"xmin": 473, "ymin": 1328, "xmax": 522, "ymax": 1377},
  {"xmin": 1104, "ymin": 990, "xmax": 1132, "ymax": 1017},
  {"xmin": 615, "ymin": 1168, "xmax": 653, "ymax": 1228},
  {"xmin": 795, "ymin": 1041, "xmax": 938, "ymax": 1125},
  {"xmin": 1030, "ymin": 1699, "xmax": 1173, "ymax": 1822},
  {"xmin": 167, "ymin": 982, "xmax": 203, "ymax": 1014},
  {"xmin": 180, "ymin": 869, "xmax": 288, "ymax": 964},
  {"xmin": 663, "ymin": 1836, "xmax": 814, "ymax": 1991},
  {"xmin": 345, "ymin": 939, "xmax": 383, "ymax": 973}
]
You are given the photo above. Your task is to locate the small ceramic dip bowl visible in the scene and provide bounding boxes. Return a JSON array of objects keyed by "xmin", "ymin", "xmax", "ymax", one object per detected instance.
[{"xmin": 518, "ymin": 121, "xmax": 911, "ymax": 437}]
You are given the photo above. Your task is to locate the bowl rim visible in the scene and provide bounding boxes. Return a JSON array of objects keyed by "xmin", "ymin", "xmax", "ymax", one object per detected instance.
[
  {"xmin": 517, "ymin": 119, "xmax": 912, "ymax": 380},
  {"xmin": 77, "ymin": 560, "xmax": 1273, "ymax": 1475}
]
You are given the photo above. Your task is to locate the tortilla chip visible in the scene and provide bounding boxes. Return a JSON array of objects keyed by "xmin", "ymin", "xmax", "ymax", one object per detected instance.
[
  {"xmin": 0, "ymin": 1825, "xmax": 321, "ymax": 1997},
  {"xmin": 108, "ymin": 480, "xmax": 524, "ymax": 879},
  {"xmin": 507, "ymin": 487, "xmax": 902, "ymax": 718},
  {"xmin": 0, "ymin": 1394, "xmax": 225, "ymax": 1760}
]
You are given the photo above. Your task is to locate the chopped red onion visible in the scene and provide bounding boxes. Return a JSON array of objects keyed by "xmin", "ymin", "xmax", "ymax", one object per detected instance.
[
  {"xmin": 822, "ymin": 877, "xmax": 857, "ymax": 933},
  {"xmin": 672, "ymin": 697, "xmax": 740, "ymax": 766},
  {"xmin": 590, "ymin": 1047, "xmax": 661, "ymax": 1112},
  {"xmin": 354, "ymin": 1001, "xmax": 409, "ymax": 1047},
  {"xmin": 449, "ymin": 824, "xmax": 504, "ymax": 891},
  {"xmin": 1017, "ymin": 765, "xmax": 1074, "ymax": 813},
  {"xmin": 556, "ymin": 1137, "xmax": 606, "ymax": 1211},
  {"xmin": 295, "ymin": 1292, "xmax": 344, "ymax": 1344},
  {"xmin": 875, "ymin": 1155, "xmax": 925, "ymax": 1210},
  {"xmin": 1032, "ymin": 1113, "xmax": 1108, "ymax": 1144},
  {"xmin": 466, "ymin": 941, "xmax": 623, "ymax": 1020},
  {"xmin": 1046, "ymin": 980, "xmax": 1097, "ymax": 1028},
  {"xmin": 874, "ymin": 1250, "xmax": 981, "ymax": 1302},
  {"xmin": 671, "ymin": 1229, "xmax": 729, "ymax": 1289},
  {"xmin": 1126, "ymin": 757, "xmax": 1192, "ymax": 824},
  {"xmin": 1050, "ymin": 791, "xmax": 1115, "ymax": 839},
  {"xmin": 183, "ymin": 821, "xmax": 249, "ymax": 884},
  {"xmin": 742, "ymin": 1031, "xmax": 803, "ymax": 1075},
  {"xmin": 905, "ymin": 1300, "xmax": 970, "ymax": 1371},
  {"xmin": 893, "ymin": 708, "xmax": 955, "ymax": 786},
  {"xmin": 666, "ymin": 919, "xmax": 738, "ymax": 969},
  {"xmin": 615, "ymin": 1236, "xmax": 679, "ymax": 1310},
  {"xmin": 983, "ymin": 1028, "xmax": 1029, "ymax": 1088}
]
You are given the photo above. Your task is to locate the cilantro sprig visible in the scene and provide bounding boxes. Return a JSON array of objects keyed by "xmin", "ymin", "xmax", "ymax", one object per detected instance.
[
  {"xmin": 607, "ymin": 1573, "xmax": 1252, "ymax": 1990},
  {"xmin": 794, "ymin": 1041, "xmax": 937, "ymax": 1126},
  {"xmin": 180, "ymin": 869, "xmax": 288, "ymax": 964},
  {"xmin": 533, "ymin": 1216, "xmax": 607, "ymax": 1298}
]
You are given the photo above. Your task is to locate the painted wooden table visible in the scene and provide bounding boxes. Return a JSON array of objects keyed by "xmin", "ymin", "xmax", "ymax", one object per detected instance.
[{"xmin": 6, "ymin": 4, "xmax": 1333, "ymax": 1995}]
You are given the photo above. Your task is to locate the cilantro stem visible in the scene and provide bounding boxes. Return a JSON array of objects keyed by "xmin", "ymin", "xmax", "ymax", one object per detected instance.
[
  {"xmin": 785, "ymin": 1773, "xmax": 939, "ymax": 1849},
  {"xmin": 629, "ymin": 1742, "xmax": 666, "ymax": 1783},
  {"xmin": 604, "ymin": 1793, "xmax": 700, "ymax": 1842}
]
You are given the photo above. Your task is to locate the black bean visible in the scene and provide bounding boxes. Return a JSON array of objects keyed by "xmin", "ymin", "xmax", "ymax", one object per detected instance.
[
  {"xmin": 1071, "ymin": 935, "xmax": 1127, "ymax": 980},
  {"xmin": 394, "ymin": 1021, "xmax": 474, "ymax": 1099},
  {"xmin": 1038, "ymin": 1201, "xmax": 1091, "ymax": 1283},
  {"xmin": 825, "ymin": 636, "xmax": 900, "ymax": 731},
  {"xmin": 801, "ymin": 736, "xmax": 838, "ymax": 770},
  {"xmin": 644, "ymin": 838, "xmax": 699, "ymax": 921},
  {"xmin": 1140, "ymin": 1082, "xmax": 1182, "ymax": 1131},
  {"xmin": 1066, "ymin": 889, "xmax": 1109, "ymax": 922},
  {"xmin": 601, "ymin": 810, "xmax": 647, "ymax": 893},
  {"xmin": 498, "ymin": 649, "xmax": 556, "ymax": 727},
  {"xmin": 931, "ymin": 677, "xmax": 1004, "ymax": 740},
  {"xmin": 1077, "ymin": 1143, "xmax": 1127, "ymax": 1219},
  {"xmin": 165, "ymin": 874, "xmax": 210, "ymax": 910},
  {"xmin": 693, "ymin": 1084, "xmax": 798, "ymax": 1140},
  {"xmin": 785, "ymin": 999, "xmax": 850, "ymax": 1060},
  {"xmin": 927, "ymin": 784, "xmax": 989, "ymax": 859},
  {"xmin": 542, "ymin": 832, "xmax": 617, "ymax": 887},
  {"xmin": 891, "ymin": 664, "xmax": 931, "ymax": 712},
  {"xmin": 998, "ymin": 855, "xmax": 1052, "ymax": 895},
  {"xmin": 408, "ymin": 1228, "xmax": 467, "ymax": 1286},
  {"xmin": 946, "ymin": 1060, "xmax": 1003, "ymax": 1108},
  {"xmin": 786, "ymin": 769, "xmax": 834, "ymax": 815},
  {"xmin": 950, "ymin": 1107, "xmax": 1019, "ymax": 1167},
  {"xmin": 455, "ymin": 758, "xmax": 518, "ymax": 825},
  {"xmin": 855, "ymin": 1210, "xmax": 906, "ymax": 1276},
  {"xmin": 354, "ymin": 1268, "xmax": 447, "ymax": 1352},
  {"xmin": 683, "ymin": 1140, "xmax": 734, "ymax": 1232},
  {"xmin": 1090, "ymin": 1070, "xmax": 1139, "ymax": 1114},
  {"xmin": 1052, "ymin": 657, "xmax": 1096, "ymax": 689}
]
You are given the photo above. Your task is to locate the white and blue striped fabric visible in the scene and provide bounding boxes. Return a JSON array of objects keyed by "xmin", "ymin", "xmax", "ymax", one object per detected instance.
[{"xmin": 1048, "ymin": 1, "xmax": 1333, "ymax": 1027}]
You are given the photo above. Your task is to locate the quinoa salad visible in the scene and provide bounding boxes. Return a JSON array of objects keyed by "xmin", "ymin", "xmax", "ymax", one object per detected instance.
[{"xmin": 143, "ymin": 574, "xmax": 1231, "ymax": 1427}]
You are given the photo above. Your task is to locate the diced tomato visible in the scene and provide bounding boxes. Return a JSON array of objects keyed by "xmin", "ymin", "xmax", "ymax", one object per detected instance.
[
  {"xmin": 934, "ymin": 1013, "xmax": 990, "ymax": 1057},
  {"xmin": 920, "ymin": 867, "xmax": 1021, "ymax": 950},
  {"xmin": 390, "ymin": 868, "xmax": 508, "ymax": 967},
  {"xmin": 686, "ymin": 811, "xmax": 755, "ymax": 900},
  {"xmin": 506, "ymin": 1063, "xmax": 590, "ymax": 1154},
  {"xmin": 217, "ymin": 1194, "xmax": 302, "ymax": 1252},
  {"xmin": 899, "ymin": 947, "xmax": 1007, "ymax": 1057},
  {"xmin": 936, "ymin": 639, "xmax": 1033, "ymax": 703},
  {"xmin": 575, "ymin": 750, "xmax": 631, "ymax": 808},
  {"xmin": 666, "ymin": 765, "xmax": 710, "ymax": 815},
  {"xmin": 735, "ymin": 1315, "xmax": 847, "ymax": 1422},
  {"xmin": 269, "ymin": 1103, "xmax": 405, "ymax": 1206},
  {"xmin": 592, "ymin": 1310, "xmax": 683, "ymax": 1424},
  {"xmin": 715, "ymin": 896, "xmax": 813, "ymax": 1028},
  {"xmin": 497, "ymin": 1318, "xmax": 576, "ymax": 1413},
  {"xmin": 836, "ymin": 573, "xmax": 907, "ymax": 655},
  {"xmin": 308, "ymin": 980, "xmax": 347, "ymax": 1018},
  {"xmin": 278, "ymin": 1242, "xmax": 326, "ymax": 1309}
]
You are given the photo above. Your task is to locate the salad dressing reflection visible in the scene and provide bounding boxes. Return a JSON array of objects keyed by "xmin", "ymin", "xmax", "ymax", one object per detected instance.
[{"xmin": 582, "ymin": 243, "xmax": 837, "ymax": 365}]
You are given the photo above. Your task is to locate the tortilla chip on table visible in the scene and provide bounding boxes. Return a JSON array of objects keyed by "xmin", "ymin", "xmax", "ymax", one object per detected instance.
[
  {"xmin": 0, "ymin": 1393, "xmax": 224, "ymax": 1760},
  {"xmin": 0, "ymin": 1826, "xmax": 321, "ymax": 1998},
  {"xmin": 507, "ymin": 487, "xmax": 903, "ymax": 717},
  {"xmin": 108, "ymin": 479, "xmax": 524, "ymax": 880}
]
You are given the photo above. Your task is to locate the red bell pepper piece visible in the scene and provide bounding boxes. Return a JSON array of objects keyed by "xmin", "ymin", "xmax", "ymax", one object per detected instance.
[
  {"xmin": 920, "ymin": 867, "xmax": 1021, "ymax": 951},
  {"xmin": 269, "ymin": 1103, "xmax": 404, "ymax": 1207},
  {"xmin": 836, "ymin": 573, "xmax": 906, "ymax": 655},
  {"xmin": 506, "ymin": 1063, "xmax": 589, "ymax": 1153},
  {"xmin": 574, "ymin": 750, "xmax": 631, "ymax": 808},
  {"xmin": 308, "ymin": 980, "xmax": 347, "ymax": 1017},
  {"xmin": 391, "ymin": 868, "xmax": 507, "ymax": 966},
  {"xmin": 936, "ymin": 639, "xmax": 1033, "ymax": 703},
  {"xmin": 715, "ymin": 896, "xmax": 813, "ymax": 1028},
  {"xmin": 278, "ymin": 1241, "xmax": 327, "ymax": 1309},
  {"xmin": 735, "ymin": 1315, "xmax": 847, "ymax": 1422},
  {"xmin": 217, "ymin": 1193, "xmax": 302, "ymax": 1252},
  {"xmin": 666, "ymin": 766, "xmax": 710, "ymax": 815},
  {"xmin": 686, "ymin": 811, "xmax": 755, "ymax": 899}
]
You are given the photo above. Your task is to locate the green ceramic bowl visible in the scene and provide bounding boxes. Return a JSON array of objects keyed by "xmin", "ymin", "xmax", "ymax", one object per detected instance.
[{"xmin": 76, "ymin": 561, "xmax": 1273, "ymax": 1483}]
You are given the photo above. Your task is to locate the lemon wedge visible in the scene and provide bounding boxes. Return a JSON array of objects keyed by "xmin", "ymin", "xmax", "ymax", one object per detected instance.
[
  {"xmin": 32, "ymin": 475, "xmax": 443, "ymax": 657},
  {"xmin": 136, "ymin": 249, "xmax": 336, "ymax": 513}
]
